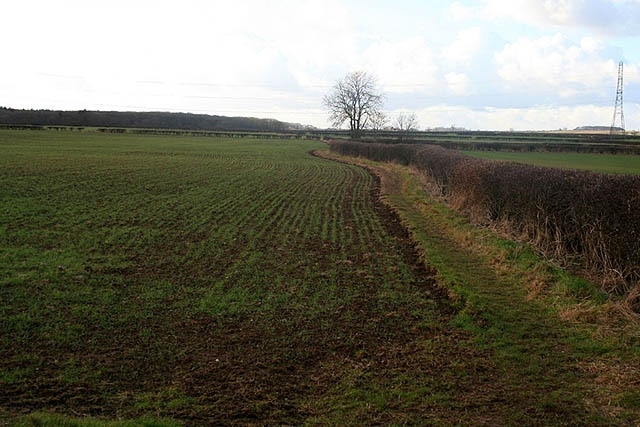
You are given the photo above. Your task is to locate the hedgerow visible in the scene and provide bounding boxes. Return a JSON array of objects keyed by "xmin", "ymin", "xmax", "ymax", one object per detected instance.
[{"xmin": 330, "ymin": 141, "xmax": 640, "ymax": 297}]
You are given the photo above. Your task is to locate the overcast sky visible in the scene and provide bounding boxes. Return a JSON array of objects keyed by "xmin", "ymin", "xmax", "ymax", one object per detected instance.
[{"xmin": 2, "ymin": 0, "xmax": 639, "ymax": 130}]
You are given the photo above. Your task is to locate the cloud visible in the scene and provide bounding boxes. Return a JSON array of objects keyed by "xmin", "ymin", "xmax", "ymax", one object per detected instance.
[
  {"xmin": 447, "ymin": 2, "xmax": 478, "ymax": 21},
  {"xmin": 245, "ymin": 0, "xmax": 358, "ymax": 82},
  {"xmin": 445, "ymin": 72, "xmax": 472, "ymax": 96},
  {"xmin": 494, "ymin": 33, "xmax": 618, "ymax": 100},
  {"xmin": 482, "ymin": 0, "xmax": 640, "ymax": 35},
  {"xmin": 362, "ymin": 37, "xmax": 439, "ymax": 94},
  {"xmin": 416, "ymin": 103, "xmax": 620, "ymax": 131},
  {"xmin": 442, "ymin": 27, "xmax": 485, "ymax": 66}
]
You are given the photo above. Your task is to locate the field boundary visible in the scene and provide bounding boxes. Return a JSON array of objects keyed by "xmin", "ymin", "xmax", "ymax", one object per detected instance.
[
  {"xmin": 316, "ymin": 148, "xmax": 640, "ymax": 425},
  {"xmin": 329, "ymin": 141, "xmax": 640, "ymax": 300}
]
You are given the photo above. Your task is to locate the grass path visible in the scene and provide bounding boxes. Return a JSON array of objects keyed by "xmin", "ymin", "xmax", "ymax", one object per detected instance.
[{"xmin": 320, "ymin": 150, "xmax": 640, "ymax": 425}]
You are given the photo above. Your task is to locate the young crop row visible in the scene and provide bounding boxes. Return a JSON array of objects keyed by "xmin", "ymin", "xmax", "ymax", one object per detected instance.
[
  {"xmin": 330, "ymin": 141, "xmax": 640, "ymax": 299},
  {"xmin": 1, "ymin": 131, "xmax": 446, "ymax": 423}
]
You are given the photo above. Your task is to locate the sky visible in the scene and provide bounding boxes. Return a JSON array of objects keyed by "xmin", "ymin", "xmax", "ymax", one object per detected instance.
[{"xmin": 2, "ymin": 0, "xmax": 640, "ymax": 131}]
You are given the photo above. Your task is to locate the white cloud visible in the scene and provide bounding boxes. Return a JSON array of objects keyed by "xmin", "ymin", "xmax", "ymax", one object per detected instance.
[
  {"xmin": 445, "ymin": 72, "xmax": 472, "ymax": 96},
  {"xmin": 482, "ymin": 0, "xmax": 640, "ymax": 35},
  {"xmin": 442, "ymin": 27, "xmax": 485, "ymax": 66},
  {"xmin": 494, "ymin": 33, "xmax": 617, "ymax": 98},
  {"xmin": 483, "ymin": 0, "xmax": 545, "ymax": 23},
  {"xmin": 416, "ymin": 103, "xmax": 621, "ymax": 131},
  {"xmin": 246, "ymin": 0, "xmax": 358, "ymax": 82},
  {"xmin": 580, "ymin": 36, "xmax": 604, "ymax": 54},
  {"xmin": 448, "ymin": 2, "xmax": 478, "ymax": 21},
  {"xmin": 362, "ymin": 37, "xmax": 439, "ymax": 94}
]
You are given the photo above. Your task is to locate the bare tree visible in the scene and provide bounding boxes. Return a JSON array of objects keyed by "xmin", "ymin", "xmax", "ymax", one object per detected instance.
[
  {"xmin": 323, "ymin": 71, "xmax": 383, "ymax": 139},
  {"xmin": 395, "ymin": 112, "xmax": 418, "ymax": 132},
  {"xmin": 369, "ymin": 110, "xmax": 388, "ymax": 133},
  {"xmin": 395, "ymin": 112, "xmax": 418, "ymax": 141}
]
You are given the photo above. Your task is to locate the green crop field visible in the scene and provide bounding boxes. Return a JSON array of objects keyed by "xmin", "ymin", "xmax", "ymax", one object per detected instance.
[
  {"xmin": 2, "ymin": 130, "xmax": 635, "ymax": 426},
  {"xmin": 462, "ymin": 150, "xmax": 640, "ymax": 174},
  {"xmin": 0, "ymin": 130, "xmax": 451, "ymax": 425}
]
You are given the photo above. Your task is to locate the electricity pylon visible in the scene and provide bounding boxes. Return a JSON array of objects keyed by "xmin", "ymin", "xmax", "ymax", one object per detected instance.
[{"xmin": 610, "ymin": 61, "xmax": 625, "ymax": 134}]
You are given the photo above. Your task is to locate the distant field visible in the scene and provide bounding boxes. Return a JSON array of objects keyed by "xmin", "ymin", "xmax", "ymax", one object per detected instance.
[{"xmin": 462, "ymin": 150, "xmax": 640, "ymax": 174}]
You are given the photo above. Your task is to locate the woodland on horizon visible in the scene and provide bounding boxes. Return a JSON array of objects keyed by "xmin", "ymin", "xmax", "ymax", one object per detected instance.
[{"xmin": 0, "ymin": 107, "xmax": 313, "ymax": 132}]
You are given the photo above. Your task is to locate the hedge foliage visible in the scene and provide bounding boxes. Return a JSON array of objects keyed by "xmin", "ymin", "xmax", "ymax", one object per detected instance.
[{"xmin": 331, "ymin": 141, "xmax": 640, "ymax": 294}]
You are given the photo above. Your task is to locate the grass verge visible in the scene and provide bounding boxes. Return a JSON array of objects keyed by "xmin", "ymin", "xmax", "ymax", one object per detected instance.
[{"xmin": 320, "ymin": 149, "xmax": 640, "ymax": 425}]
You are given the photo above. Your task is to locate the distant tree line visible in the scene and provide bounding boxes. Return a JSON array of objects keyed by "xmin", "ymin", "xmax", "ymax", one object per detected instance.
[{"xmin": 0, "ymin": 107, "xmax": 304, "ymax": 132}]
